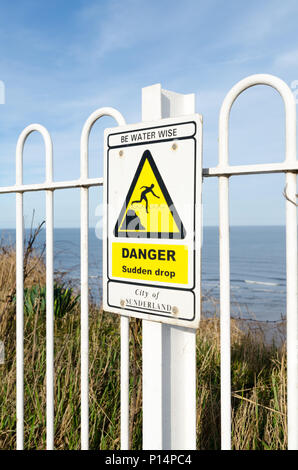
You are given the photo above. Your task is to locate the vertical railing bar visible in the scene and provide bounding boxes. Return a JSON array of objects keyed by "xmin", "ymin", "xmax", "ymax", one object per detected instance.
[
  {"xmin": 120, "ymin": 316, "xmax": 129, "ymax": 450},
  {"xmin": 80, "ymin": 185, "xmax": 89, "ymax": 450},
  {"xmin": 46, "ymin": 188, "xmax": 54, "ymax": 449},
  {"xmin": 285, "ymin": 171, "xmax": 298, "ymax": 448},
  {"xmin": 16, "ymin": 125, "xmax": 54, "ymax": 450},
  {"xmin": 80, "ymin": 108, "xmax": 126, "ymax": 450},
  {"xmin": 218, "ymin": 176, "xmax": 231, "ymax": 450},
  {"xmin": 45, "ymin": 129, "xmax": 54, "ymax": 450},
  {"xmin": 16, "ymin": 132, "xmax": 24, "ymax": 450},
  {"xmin": 218, "ymin": 73, "xmax": 297, "ymax": 450},
  {"xmin": 218, "ymin": 76, "xmax": 233, "ymax": 450},
  {"xmin": 16, "ymin": 191, "xmax": 24, "ymax": 450}
]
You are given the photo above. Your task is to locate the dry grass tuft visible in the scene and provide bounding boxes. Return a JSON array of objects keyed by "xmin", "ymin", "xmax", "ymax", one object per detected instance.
[{"xmin": 196, "ymin": 316, "xmax": 287, "ymax": 450}]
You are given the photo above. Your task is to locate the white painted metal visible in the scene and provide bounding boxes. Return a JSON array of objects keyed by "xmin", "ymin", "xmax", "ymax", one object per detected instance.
[
  {"xmin": 286, "ymin": 170, "xmax": 298, "ymax": 450},
  {"xmin": 203, "ymin": 161, "xmax": 298, "ymax": 176},
  {"xmin": 8, "ymin": 75, "xmax": 298, "ymax": 451},
  {"xmin": 143, "ymin": 320, "xmax": 164, "ymax": 448},
  {"xmin": 120, "ymin": 316, "xmax": 129, "ymax": 450},
  {"xmin": 142, "ymin": 84, "xmax": 197, "ymax": 450},
  {"xmin": 0, "ymin": 177, "xmax": 104, "ymax": 194},
  {"xmin": 16, "ymin": 124, "xmax": 54, "ymax": 450},
  {"xmin": 13, "ymin": 109, "xmax": 127, "ymax": 451},
  {"xmin": 45, "ymin": 131, "xmax": 54, "ymax": 450},
  {"xmin": 79, "ymin": 108, "xmax": 126, "ymax": 450},
  {"xmin": 204, "ymin": 74, "xmax": 297, "ymax": 450},
  {"xmin": 218, "ymin": 175, "xmax": 230, "ymax": 450},
  {"xmin": 16, "ymin": 133, "xmax": 24, "ymax": 451}
]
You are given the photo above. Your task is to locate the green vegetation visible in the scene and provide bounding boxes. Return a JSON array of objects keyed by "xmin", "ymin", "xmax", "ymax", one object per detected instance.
[
  {"xmin": 23, "ymin": 284, "xmax": 80, "ymax": 319},
  {"xmin": 0, "ymin": 234, "xmax": 287, "ymax": 450}
]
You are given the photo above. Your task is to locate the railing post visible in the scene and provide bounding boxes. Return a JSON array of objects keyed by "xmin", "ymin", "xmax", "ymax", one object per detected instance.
[
  {"xmin": 80, "ymin": 107, "xmax": 126, "ymax": 450},
  {"xmin": 217, "ymin": 74, "xmax": 298, "ymax": 450},
  {"xmin": 15, "ymin": 124, "xmax": 54, "ymax": 450},
  {"xmin": 142, "ymin": 84, "xmax": 197, "ymax": 450}
]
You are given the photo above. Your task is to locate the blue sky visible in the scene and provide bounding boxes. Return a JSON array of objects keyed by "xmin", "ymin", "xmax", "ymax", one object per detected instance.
[{"xmin": 0, "ymin": 0, "xmax": 298, "ymax": 229}]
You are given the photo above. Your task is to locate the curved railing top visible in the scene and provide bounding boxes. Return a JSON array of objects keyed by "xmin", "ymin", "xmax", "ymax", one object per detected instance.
[
  {"xmin": 16, "ymin": 124, "xmax": 53, "ymax": 185},
  {"xmin": 219, "ymin": 73, "xmax": 297, "ymax": 167},
  {"xmin": 15, "ymin": 107, "xmax": 126, "ymax": 188},
  {"xmin": 80, "ymin": 107, "xmax": 126, "ymax": 179}
]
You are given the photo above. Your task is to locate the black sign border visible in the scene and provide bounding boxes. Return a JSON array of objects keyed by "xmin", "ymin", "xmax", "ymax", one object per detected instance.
[{"xmin": 106, "ymin": 120, "xmax": 198, "ymax": 323}]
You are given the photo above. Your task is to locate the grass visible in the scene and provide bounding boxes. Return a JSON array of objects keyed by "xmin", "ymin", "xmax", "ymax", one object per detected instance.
[{"xmin": 0, "ymin": 232, "xmax": 288, "ymax": 450}]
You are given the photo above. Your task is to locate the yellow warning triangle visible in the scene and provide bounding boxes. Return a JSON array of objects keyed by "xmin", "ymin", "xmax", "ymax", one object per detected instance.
[{"xmin": 114, "ymin": 150, "xmax": 186, "ymax": 239}]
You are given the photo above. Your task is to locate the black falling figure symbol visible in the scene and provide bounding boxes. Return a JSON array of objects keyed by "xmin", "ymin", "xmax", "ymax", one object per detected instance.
[{"xmin": 132, "ymin": 184, "xmax": 160, "ymax": 213}]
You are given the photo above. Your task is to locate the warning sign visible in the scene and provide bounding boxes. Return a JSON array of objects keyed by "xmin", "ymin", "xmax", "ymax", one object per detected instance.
[
  {"xmin": 112, "ymin": 243, "xmax": 188, "ymax": 284},
  {"xmin": 103, "ymin": 115, "xmax": 202, "ymax": 328},
  {"xmin": 114, "ymin": 150, "xmax": 185, "ymax": 239}
]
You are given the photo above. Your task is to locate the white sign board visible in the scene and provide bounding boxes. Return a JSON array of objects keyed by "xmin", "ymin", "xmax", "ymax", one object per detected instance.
[{"xmin": 103, "ymin": 115, "xmax": 202, "ymax": 328}]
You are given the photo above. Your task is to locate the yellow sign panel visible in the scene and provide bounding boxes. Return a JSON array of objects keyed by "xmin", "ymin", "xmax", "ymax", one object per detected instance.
[
  {"xmin": 112, "ymin": 242, "xmax": 188, "ymax": 284},
  {"xmin": 114, "ymin": 150, "xmax": 185, "ymax": 239}
]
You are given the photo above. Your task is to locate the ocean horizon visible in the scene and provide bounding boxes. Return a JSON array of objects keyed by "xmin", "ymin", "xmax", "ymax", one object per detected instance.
[{"xmin": 0, "ymin": 225, "xmax": 287, "ymax": 322}]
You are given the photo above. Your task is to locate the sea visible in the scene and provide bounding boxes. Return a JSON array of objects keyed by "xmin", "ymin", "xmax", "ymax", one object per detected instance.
[{"xmin": 0, "ymin": 226, "xmax": 287, "ymax": 323}]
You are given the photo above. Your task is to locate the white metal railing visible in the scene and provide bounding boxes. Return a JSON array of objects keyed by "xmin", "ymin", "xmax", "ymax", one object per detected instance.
[
  {"xmin": 10, "ymin": 107, "xmax": 128, "ymax": 450},
  {"xmin": 1, "ymin": 74, "xmax": 297, "ymax": 450},
  {"xmin": 203, "ymin": 73, "xmax": 298, "ymax": 450},
  {"xmin": 16, "ymin": 124, "xmax": 54, "ymax": 450},
  {"xmin": 79, "ymin": 108, "xmax": 127, "ymax": 450}
]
